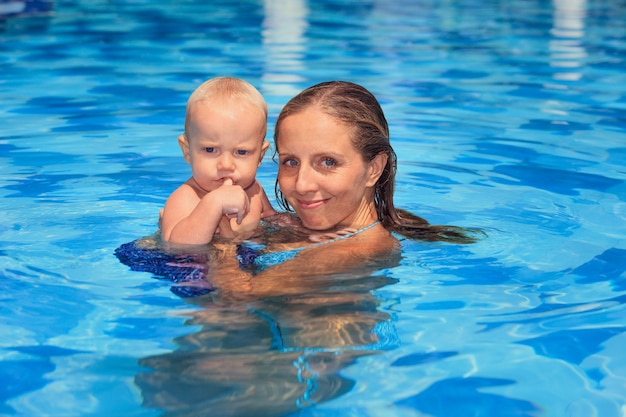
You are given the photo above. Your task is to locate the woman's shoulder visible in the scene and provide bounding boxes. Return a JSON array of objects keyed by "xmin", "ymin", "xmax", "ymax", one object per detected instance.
[
  {"xmin": 338, "ymin": 222, "xmax": 399, "ymax": 258},
  {"xmin": 253, "ymin": 217, "xmax": 400, "ymax": 271},
  {"xmin": 279, "ymin": 223, "xmax": 399, "ymax": 277}
]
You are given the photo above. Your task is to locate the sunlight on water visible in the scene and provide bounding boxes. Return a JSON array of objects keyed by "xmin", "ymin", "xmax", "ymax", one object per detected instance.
[{"xmin": 1, "ymin": 0, "xmax": 625, "ymax": 416}]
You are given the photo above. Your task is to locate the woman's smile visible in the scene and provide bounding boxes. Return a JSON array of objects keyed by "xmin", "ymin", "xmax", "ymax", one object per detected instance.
[{"xmin": 296, "ymin": 198, "xmax": 328, "ymax": 210}]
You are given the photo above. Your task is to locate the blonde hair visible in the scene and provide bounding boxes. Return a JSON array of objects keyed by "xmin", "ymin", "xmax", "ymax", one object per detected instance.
[{"xmin": 184, "ymin": 77, "xmax": 268, "ymax": 138}]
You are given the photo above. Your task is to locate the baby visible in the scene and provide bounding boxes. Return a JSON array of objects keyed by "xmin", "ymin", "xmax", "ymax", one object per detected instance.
[{"xmin": 160, "ymin": 77, "xmax": 275, "ymax": 244}]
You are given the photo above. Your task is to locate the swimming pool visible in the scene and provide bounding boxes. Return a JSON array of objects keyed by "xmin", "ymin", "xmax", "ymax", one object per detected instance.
[{"xmin": 1, "ymin": 0, "xmax": 625, "ymax": 416}]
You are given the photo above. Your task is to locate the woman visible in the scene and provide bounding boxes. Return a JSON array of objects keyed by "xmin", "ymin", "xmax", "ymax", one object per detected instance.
[
  {"xmin": 273, "ymin": 80, "xmax": 476, "ymax": 244},
  {"xmin": 267, "ymin": 81, "xmax": 476, "ymax": 251}
]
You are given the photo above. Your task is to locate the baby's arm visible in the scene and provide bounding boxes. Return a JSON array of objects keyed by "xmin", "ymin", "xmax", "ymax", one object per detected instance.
[{"xmin": 161, "ymin": 179, "xmax": 249, "ymax": 244}]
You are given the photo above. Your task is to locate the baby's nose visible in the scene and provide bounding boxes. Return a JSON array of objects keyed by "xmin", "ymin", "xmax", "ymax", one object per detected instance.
[{"xmin": 218, "ymin": 153, "xmax": 235, "ymax": 170}]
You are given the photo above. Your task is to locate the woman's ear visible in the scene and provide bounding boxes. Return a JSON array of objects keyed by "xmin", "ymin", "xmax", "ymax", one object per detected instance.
[
  {"xmin": 178, "ymin": 134, "xmax": 191, "ymax": 164},
  {"xmin": 366, "ymin": 152, "xmax": 388, "ymax": 187}
]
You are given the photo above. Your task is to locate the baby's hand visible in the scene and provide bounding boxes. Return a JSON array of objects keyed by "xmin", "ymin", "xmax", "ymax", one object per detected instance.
[{"xmin": 216, "ymin": 178, "xmax": 250, "ymax": 224}]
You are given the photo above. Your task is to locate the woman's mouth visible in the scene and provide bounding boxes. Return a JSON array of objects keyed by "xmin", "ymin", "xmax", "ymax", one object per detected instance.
[{"xmin": 297, "ymin": 199, "xmax": 327, "ymax": 210}]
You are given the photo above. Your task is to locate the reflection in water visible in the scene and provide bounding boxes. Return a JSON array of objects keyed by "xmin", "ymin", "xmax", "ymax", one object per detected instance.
[
  {"xmin": 550, "ymin": 0, "xmax": 587, "ymax": 81},
  {"xmin": 134, "ymin": 259, "xmax": 399, "ymax": 416},
  {"xmin": 261, "ymin": 0, "xmax": 309, "ymax": 97}
]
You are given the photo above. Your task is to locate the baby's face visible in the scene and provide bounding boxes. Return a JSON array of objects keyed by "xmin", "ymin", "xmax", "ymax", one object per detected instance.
[{"xmin": 183, "ymin": 99, "xmax": 268, "ymax": 193}]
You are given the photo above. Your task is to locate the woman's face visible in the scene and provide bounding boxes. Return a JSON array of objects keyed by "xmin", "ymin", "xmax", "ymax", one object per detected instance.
[{"xmin": 276, "ymin": 106, "xmax": 383, "ymax": 231}]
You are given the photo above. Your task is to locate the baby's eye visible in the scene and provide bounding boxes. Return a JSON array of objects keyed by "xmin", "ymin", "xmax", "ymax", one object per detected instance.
[
  {"xmin": 204, "ymin": 147, "xmax": 215, "ymax": 153},
  {"xmin": 236, "ymin": 149, "xmax": 249, "ymax": 156},
  {"xmin": 320, "ymin": 158, "xmax": 337, "ymax": 168}
]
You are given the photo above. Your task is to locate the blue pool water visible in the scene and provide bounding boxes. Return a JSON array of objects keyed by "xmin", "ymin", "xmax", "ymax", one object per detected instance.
[{"xmin": 1, "ymin": 0, "xmax": 625, "ymax": 416}]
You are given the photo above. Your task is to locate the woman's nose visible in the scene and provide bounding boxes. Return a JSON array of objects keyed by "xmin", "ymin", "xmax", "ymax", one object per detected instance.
[{"xmin": 294, "ymin": 165, "xmax": 317, "ymax": 194}]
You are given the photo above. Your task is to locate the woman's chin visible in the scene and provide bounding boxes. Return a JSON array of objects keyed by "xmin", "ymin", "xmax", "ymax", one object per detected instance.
[{"xmin": 299, "ymin": 217, "xmax": 331, "ymax": 231}]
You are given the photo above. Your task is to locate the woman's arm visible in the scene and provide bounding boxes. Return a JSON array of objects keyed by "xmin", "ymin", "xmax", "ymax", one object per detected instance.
[{"xmin": 208, "ymin": 224, "xmax": 400, "ymax": 300}]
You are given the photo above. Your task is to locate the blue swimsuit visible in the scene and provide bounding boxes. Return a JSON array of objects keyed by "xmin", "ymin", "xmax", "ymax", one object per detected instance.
[{"xmin": 115, "ymin": 221, "xmax": 380, "ymax": 297}]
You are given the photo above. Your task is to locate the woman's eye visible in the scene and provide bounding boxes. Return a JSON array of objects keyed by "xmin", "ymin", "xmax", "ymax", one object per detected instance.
[
  {"xmin": 204, "ymin": 147, "xmax": 215, "ymax": 153},
  {"xmin": 282, "ymin": 158, "xmax": 298, "ymax": 168},
  {"xmin": 320, "ymin": 158, "xmax": 337, "ymax": 168}
]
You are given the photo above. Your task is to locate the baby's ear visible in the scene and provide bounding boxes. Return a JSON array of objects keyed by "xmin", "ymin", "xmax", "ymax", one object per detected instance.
[
  {"xmin": 259, "ymin": 141, "xmax": 270, "ymax": 164},
  {"xmin": 178, "ymin": 134, "xmax": 191, "ymax": 163}
]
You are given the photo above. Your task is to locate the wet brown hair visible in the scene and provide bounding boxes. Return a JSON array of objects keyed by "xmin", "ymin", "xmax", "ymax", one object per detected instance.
[{"xmin": 273, "ymin": 81, "xmax": 481, "ymax": 243}]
